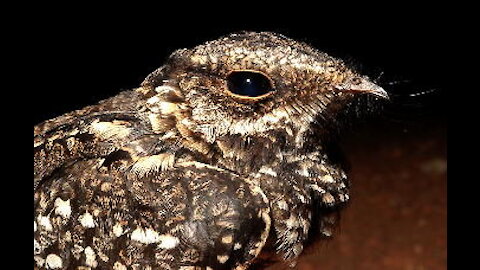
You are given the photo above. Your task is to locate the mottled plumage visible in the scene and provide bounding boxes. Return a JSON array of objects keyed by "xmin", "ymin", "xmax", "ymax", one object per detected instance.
[{"xmin": 34, "ymin": 32, "xmax": 388, "ymax": 270}]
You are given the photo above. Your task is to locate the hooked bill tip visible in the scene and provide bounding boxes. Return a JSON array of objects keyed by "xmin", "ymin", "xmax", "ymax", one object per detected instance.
[
  {"xmin": 338, "ymin": 77, "xmax": 389, "ymax": 100},
  {"xmin": 366, "ymin": 84, "xmax": 389, "ymax": 100}
]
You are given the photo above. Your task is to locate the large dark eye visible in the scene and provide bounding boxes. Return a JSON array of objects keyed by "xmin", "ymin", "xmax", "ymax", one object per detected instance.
[{"xmin": 226, "ymin": 71, "xmax": 275, "ymax": 99}]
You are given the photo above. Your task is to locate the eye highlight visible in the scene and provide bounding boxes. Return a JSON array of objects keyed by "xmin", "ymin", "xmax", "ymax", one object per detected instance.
[{"xmin": 226, "ymin": 70, "xmax": 275, "ymax": 100}]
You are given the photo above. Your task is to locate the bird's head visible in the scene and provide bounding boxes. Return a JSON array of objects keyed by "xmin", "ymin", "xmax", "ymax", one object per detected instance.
[{"xmin": 141, "ymin": 32, "xmax": 388, "ymax": 149}]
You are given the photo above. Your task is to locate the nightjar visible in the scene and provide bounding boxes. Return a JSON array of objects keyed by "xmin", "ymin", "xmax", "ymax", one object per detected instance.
[{"xmin": 34, "ymin": 32, "xmax": 388, "ymax": 270}]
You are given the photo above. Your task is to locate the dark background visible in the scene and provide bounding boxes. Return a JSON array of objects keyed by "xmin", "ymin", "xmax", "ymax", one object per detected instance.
[
  {"xmin": 31, "ymin": 10, "xmax": 448, "ymax": 270},
  {"xmin": 32, "ymin": 13, "xmax": 447, "ymax": 125}
]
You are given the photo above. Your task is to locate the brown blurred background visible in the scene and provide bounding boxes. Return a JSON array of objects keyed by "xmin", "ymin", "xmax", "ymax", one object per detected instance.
[{"xmin": 286, "ymin": 119, "xmax": 447, "ymax": 270}]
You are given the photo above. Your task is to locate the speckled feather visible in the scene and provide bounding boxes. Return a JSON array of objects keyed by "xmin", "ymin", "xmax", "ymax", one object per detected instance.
[{"xmin": 34, "ymin": 32, "xmax": 387, "ymax": 270}]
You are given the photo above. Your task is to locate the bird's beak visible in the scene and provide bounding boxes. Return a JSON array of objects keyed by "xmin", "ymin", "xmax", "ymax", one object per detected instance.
[{"xmin": 336, "ymin": 77, "xmax": 389, "ymax": 100}]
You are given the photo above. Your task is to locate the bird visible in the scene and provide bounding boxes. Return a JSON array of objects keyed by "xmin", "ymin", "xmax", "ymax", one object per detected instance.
[{"xmin": 34, "ymin": 31, "xmax": 388, "ymax": 270}]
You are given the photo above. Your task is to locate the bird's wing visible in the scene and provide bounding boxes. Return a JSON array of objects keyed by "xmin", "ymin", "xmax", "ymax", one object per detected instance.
[
  {"xmin": 34, "ymin": 158, "xmax": 271, "ymax": 270},
  {"xmin": 33, "ymin": 90, "xmax": 150, "ymax": 190}
]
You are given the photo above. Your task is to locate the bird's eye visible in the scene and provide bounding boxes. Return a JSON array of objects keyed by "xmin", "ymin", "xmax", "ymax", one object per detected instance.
[{"xmin": 226, "ymin": 71, "xmax": 275, "ymax": 100}]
